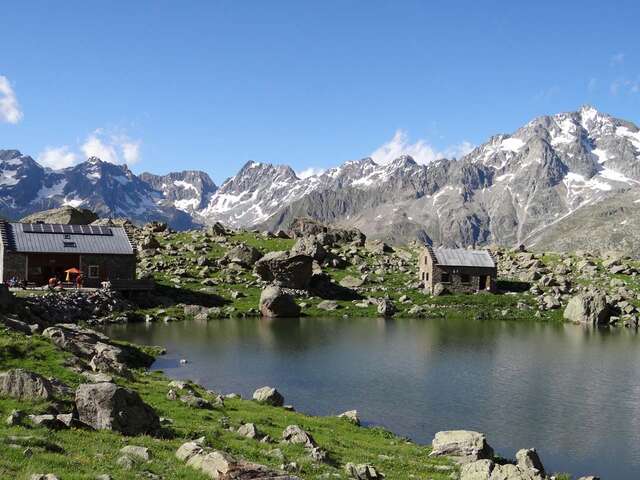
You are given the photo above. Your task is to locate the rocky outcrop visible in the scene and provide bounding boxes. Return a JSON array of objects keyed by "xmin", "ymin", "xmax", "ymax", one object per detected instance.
[
  {"xmin": 345, "ymin": 463, "xmax": 384, "ymax": 479},
  {"xmin": 175, "ymin": 438, "xmax": 300, "ymax": 479},
  {"xmin": 563, "ymin": 292, "xmax": 611, "ymax": 325},
  {"xmin": 43, "ymin": 323, "xmax": 153, "ymax": 376},
  {"xmin": 20, "ymin": 206, "xmax": 98, "ymax": 225},
  {"xmin": 254, "ymin": 252, "xmax": 313, "ymax": 289},
  {"xmin": 430, "ymin": 430, "xmax": 494, "ymax": 463},
  {"xmin": 0, "ymin": 369, "xmax": 55, "ymax": 400},
  {"xmin": 259, "ymin": 287, "xmax": 300, "ymax": 318},
  {"xmin": 75, "ymin": 382, "xmax": 160, "ymax": 436}
]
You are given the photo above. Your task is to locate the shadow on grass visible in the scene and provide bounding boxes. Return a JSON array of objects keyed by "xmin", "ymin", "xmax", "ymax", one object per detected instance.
[
  {"xmin": 134, "ymin": 284, "xmax": 230, "ymax": 309},
  {"xmin": 497, "ymin": 279, "xmax": 530, "ymax": 293}
]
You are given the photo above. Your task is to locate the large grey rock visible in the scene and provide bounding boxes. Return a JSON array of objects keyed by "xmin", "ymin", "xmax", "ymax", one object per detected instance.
[
  {"xmin": 563, "ymin": 292, "xmax": 611, "ymax": 325},
  {"xmin": 254, "ymin": 251, "xmax": 313, "ymax": 289},
  {"xmin": 253, "ymin": 386, "xmax": 284, "ymax": 406},
  {"xmin": 75, "ymin": 382, "xmax": 160, "ymax": 435},
  {"xmin": 345, "ymin": 463, "xmax": 384, "ymax": 479},
  {"xmin": 176, "ymin": 440, "xmax": 300, "ymax": 479},
  {"xmin": 377, "ymin": 298, "xmax": 397, "ymax": 317},
  {"xmin": 290, "ymin": 236, "xmax": 327, "ymax": 262},
  {"xmin": 224, "ymin": 243, "xmax": 263, "ymax": 267},
  {"xmin": 237, "ymin": 422, "xmax": 259, "ymax": 439},
  {"xmin": 0, "ymin": 369, "xmax": 55, "ymax": 400},
  {"xmin": 430, "ymin": 430, "xmax": 494, "ymax": 463},
  {"xmin": 282, "ymin": 425, "xmax": 317, "ymax": 448},
  {"xmin": 43, "ymin": 324, "xmax": 153, "ymax": 370},
  {"xmin": 259, "ymin": 286, "xmax": 300, "ymax": 318},
  {"xmin": 515, "ymin": 448, "xmax": 545, "ymax": 476},
  {"xmin": 339, "ymin": 275, "xmax": 365, "ymax": 288},
  {"xmin": 460, "ymin": 459, "xmax": 495, "ymax": 480}
]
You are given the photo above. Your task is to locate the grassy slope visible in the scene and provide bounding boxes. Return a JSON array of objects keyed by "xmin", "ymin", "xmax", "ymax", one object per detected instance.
[{"xmin": 0, "ymin": 329, "xmax": 455, "ymax": 480}]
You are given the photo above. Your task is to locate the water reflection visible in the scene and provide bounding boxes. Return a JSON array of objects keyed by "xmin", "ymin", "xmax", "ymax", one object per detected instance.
[{"xmin": 106, "ymin": 317, "xmax": 640, "ymax": 479}]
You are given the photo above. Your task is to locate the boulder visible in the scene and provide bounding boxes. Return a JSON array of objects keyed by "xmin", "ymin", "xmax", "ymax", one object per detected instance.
[
  {"xmin": 0, "ymin": 369, "xmax": 55, "ymax": 400},
  {"xmin": 259, "ymin": 286, "xmax": 300, "ymax": 318},
  {"xmin": 282, "ymin": 425, "xmax": 317, "ymax": 448},
  {"xmin": 253, "ymin": 386, "xmax": 284, "ymax": 406},
  {"xmin": 563, "ymin": 292, "xmax": 611, "ymax": 325},
  {"xmin": 460, "ymin": 459, "xmax": 495, "ymax": 479},
  {"xmin": 254, "ymin": 252, "xmax": 313, "ymax": 289},
  {"xmin": 290, "ymin": 236, "xmax": 328, "ymax": 262},
  {"xmin": 224, "ymin": 243, "xmax": 263, "ymax": 267},
  {"xmin": 338, "ymin": 410, "xmax": 360, "ymax": 426},
  {"xmin": 515, "ymin": 448, "xmax": 545, "ymax": 476},
  {"xmin": 345, "ymin": 463, "xmax": 384, "ymax": 479},
  {"xmin": 432, "ymin": 283, "xmax": 448, "ymax": 296},
  {"xmin": 377, "ymin": 298, "xmax": 397, "ymax": 317},
  {"xmin": 317, "ymin": 300, "xmax": 339, "ymax": 311},
  {"xmin": 237, "ymin": 422, "xmax": 259, "ymax": 439},
  {"xmin": 430, "ymin": 430, "xmax": 494, "ymax": 463},
  {"xmin": 75, "ymin": 382, "xmax": 160, "ymax": 435},
  {"xmin": 339, "ymin": 276, "xmax": 365, "ymax": 288}
]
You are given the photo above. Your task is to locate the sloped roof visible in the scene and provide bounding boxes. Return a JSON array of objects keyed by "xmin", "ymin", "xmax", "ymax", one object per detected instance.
[
  {"xmin": 433, "ymin": 248, "xmax": 495, "ymax": 268},
  {"xmin": 4, "ymin": 222, "xmax": 134, "ymax": 255}
]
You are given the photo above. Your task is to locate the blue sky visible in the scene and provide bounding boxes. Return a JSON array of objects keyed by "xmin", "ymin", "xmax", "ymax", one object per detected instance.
[{"xmin": 1, "ymin": 0, "xmax": 639, "ymax": 184}]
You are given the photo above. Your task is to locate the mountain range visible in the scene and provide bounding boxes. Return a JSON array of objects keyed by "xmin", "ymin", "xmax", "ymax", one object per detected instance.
[{"xmin": 2, "ymin": 105, "xmax": 640, "ymax": 252}]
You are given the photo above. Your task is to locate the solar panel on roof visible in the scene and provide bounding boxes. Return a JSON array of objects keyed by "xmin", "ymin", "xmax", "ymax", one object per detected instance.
[{"xmin": 22, "ymin": 223, "xmax": 113, "ymax": 236}]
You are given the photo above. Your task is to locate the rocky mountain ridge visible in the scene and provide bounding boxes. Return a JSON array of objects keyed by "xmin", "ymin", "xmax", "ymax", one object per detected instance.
[{"xmin": 2, "ymin": 105, "xmax": 639, "ymax": 252}]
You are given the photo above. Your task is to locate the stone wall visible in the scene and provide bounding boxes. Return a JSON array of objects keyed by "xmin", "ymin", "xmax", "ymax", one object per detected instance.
[
  {"xmin": 2, "ymin": 251, "xmax": 27, "ymax": 282},
  {"xmin": 79, "ymin": 254, "xmax": 137, "ymax": 288}
]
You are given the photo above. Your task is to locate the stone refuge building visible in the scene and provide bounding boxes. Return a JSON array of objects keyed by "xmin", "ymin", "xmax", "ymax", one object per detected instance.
[
  {"xmin": 419, "ymin": 246, "xmax": 497, "ymax": 294},
  {"xmin": 0, "ymin": 221, "xmax": 136, "ymax": 288}
]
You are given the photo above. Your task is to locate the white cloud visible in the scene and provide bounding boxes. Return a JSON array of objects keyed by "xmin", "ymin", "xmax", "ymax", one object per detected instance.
[
  {"xmin": 610, "ymin": 52, "xmax": 625, "ymax": 66},
  {"xmin": 81, "ymin": 129, "xmax": 142, "ymax": 165},
  {"xmin": 297, "ymin": 167, "xmax": 326, "ymax": 179},
  {"xmin": 371, "ymin": 130, "xmax": 474, "ymax": 165},
  {"xmin": 37, "ymin": 128, "xmax": 142, "ymax": 170},
  {"xmin": 37, "ymin": 146, "xmax": 78, "ymax": 169},
  {"xmin": 0, "ymin": 75, "xmax": 23, "ymax": 124},
  {"xmin": 610, "ymin": 78, "xmax": 640, "ymax": 95}
]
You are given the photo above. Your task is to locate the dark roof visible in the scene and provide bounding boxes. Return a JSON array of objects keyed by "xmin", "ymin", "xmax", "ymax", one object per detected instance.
[
  {"xmin": 432, "ymin": 248, "xmax": 495, "ymax": 268},
  {"xmin": 3, "ymin": 222, "xmax": 134, "ymax": 255}
]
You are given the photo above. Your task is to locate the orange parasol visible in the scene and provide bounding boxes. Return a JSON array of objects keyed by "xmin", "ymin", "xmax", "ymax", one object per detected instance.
[{"xmin": 64, "ymin": 268, "xmax": 81, "ymax": 282}]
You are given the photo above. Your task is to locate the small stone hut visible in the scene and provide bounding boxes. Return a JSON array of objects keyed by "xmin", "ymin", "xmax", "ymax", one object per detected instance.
[
  {"xmin": 0, "ymin": 221, "xmax": 136, "ymax": 288},
  {"xmin": 419, "ymin": 246, "xmax": 497, "ymax": 294}
]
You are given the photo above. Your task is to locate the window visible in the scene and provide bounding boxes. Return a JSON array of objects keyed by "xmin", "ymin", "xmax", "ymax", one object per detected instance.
[
  {"xmin": 461, "ymin": 274, "xmax": 471, "ymax": 284},
  {"xmin": 64, "ymin": 234, "xmax": 71, "ymax": 239},
  {"xmin": 441, "ymin": 273, "xmax": 450, "ymax": 283},
  {"xmin": 424, "ymin": 271, "xmax": 429, "ymax": 281},
  {"xmin": 63, "ymin": 241, "xmax": 77, "ymax": 248},
  {"xmin": 88, "ymin": 265, "xmax": 99, "ymax": 278}
]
